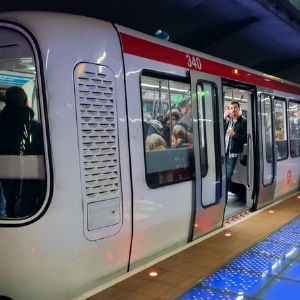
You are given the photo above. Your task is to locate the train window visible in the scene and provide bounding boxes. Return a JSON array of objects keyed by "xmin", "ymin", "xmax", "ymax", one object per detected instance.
[
  {"xmin": 141, "ymin": 74, "xmax": 194, "ymax": 187},
  {"xmin": 274, "ymin": 98, "xmax": 288, "ymax": 160},
  {"xmin": 0, "ymin": 27, "xmax": 47, "ymax": 220},
  {"xmin": 197, "ymin": 81, "xmax": 220, "ymax": 206},
  {"xmin": 289, "ymin": 100, "xmax": 300, "ymax": 158},
  {"xmin": 260, "ymin": 94, "xmax": 274, "ymax": 186}
]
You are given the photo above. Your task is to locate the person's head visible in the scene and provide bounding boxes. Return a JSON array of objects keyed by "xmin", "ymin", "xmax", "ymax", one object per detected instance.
[
  {"xmin": 180, "ymin": 99, "xmax": 192, "ymax": 115},
  {"xmin": 275, "ymin": 112, "xmax": 283, "ymax": 129},
  {"xmin": 164, "ymin": 109, "xmax": 180, "ymax": 126},
  {"xmin": 148, "ymin": 118, "xmax": 163, "ymax": 135},
  {"xmin": 276, "ymin": 111, "xmax": 283, "ymax": 120},
  {"xmin": 145, "ymin": 133, "xmax": 166, "ymax": 151},
  {"xmin": 5, "ymin": 86, "xmax": 28, "ymax": 109},
  {"xmin": 229, "ymin": 101, "xmax": 240, "ymax": 119},
  {"xmin": 172, "ymin": 124, "xmax": 187, "ymax": 140}
]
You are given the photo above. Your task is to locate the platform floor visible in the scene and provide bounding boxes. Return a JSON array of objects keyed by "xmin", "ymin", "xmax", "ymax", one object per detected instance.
[{"xmin": 86, "ymin": 193, "xmax": 300, "ymax": 300}]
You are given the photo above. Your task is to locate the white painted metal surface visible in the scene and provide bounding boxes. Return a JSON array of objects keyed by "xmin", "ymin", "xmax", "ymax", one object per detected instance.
[
  {"xmin": 0, "ymin": 12, "xmax": 132, "ymax": 300},
  {"xmin": 123, "ymin": 53, "xmax": 193, "ymax": 267},
  {"xmin": 0, "ymin": 11, "xmax": 298, "ymax": 300}
]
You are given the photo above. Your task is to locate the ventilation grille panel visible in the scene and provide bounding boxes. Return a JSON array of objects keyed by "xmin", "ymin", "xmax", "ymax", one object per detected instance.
[{"xmin": 74, "ymin": 63, "xmax": 120, "ymax": 201}]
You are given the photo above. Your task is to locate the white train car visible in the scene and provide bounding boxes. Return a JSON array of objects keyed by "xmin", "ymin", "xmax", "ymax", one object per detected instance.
[{"xmin": 0, "ymin": 12, "xmax": 299, "ymax": 300}]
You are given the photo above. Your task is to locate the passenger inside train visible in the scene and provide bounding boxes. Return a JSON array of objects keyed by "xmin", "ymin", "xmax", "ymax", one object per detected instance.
[
  {"xmin": 162, "ymin": 109, "xmax": 180, "ymax": 147},
  {"xmin": 0, "ymin": 86, "xmax": 45, "ymax": 218},
  {"xmin": 224, "ymin": 101, "xmax": 247, "ymax": 200},
  {"xmin": 145, "ymin": 133, "xmax": 166, "ymax": 151},
  {"xmin": 141, "ymin": 75, "xmax": 194, "ymax": 187},
  {"xmin": 0, "ymin": 91, "xmax": 6, "ymax": 217},
  {"xmin": 289, "ymin": 103, "xmax": 300, "ymax": 157},
  {"xmin": 177, "ymin": 98, "xmax": 193, "ymax": 132},
  {"xmin": 223, "ymin": 86, "xmax": 250, "ymax": 217}
]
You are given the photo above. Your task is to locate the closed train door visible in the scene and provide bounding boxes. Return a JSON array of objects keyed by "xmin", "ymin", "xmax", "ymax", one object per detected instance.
[
  {"xmin": 124, "ymin": 56, "xmax": 197, "ymax": 268},
  {"xmin": 120, "ymin": 30, "xmax": 228, "ymax": 266},
  {"xmin": 256, "ymin": 89, "xmax": 277, "ymax": 208},
  {"xmin": 190, "ymin": 71, "xmax": 226, "ymax": 240}
]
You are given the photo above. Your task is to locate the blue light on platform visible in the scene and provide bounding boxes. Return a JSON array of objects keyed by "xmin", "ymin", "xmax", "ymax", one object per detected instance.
[
  {"xmin": 260, "ymin": 278, "xmax": 300, "ymax": 300},
  {"xmin": 177, "ymin": 216, "xmax": 300, "ymax": 300},
  {"xmin": 202, "ymin": 268, "xmax": 270, "ymax": 297},
  {"xmin": 281, "ymin": 261, "xmax": 300, "ymax": 281}
]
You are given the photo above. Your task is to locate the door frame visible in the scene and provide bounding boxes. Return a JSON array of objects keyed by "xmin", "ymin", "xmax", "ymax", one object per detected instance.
[
  {"xmin": 221, "ymin": 79, "xmax": 258, "ymax": 212},
  {"xmin": 255, "ymin": 88, "xmax": 277, "ymax": 209},
  {"xmin": 189, "ymin": 70, "xmax": 225, "ymax": 240}
]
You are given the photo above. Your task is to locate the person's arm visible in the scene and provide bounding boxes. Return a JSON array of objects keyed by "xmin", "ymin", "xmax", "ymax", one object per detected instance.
[{"xmin": 224, "ymin": 119, "xmax": 229, "ymax": 134}]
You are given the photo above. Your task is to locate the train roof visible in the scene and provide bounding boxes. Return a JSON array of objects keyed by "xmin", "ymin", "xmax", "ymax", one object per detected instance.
[
  {"xmin": 117, "ymin": 24, "xmax": 300, "ymax": 96},
  {"xmin": 1, "ymin": 11, "xmax": 300, "ymax": 96}
]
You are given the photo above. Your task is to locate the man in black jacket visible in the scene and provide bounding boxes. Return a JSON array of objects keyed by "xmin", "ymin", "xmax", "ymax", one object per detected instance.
[{"xmin": 224, "ymin": 101, "xmax": 247, "ymax": 192}]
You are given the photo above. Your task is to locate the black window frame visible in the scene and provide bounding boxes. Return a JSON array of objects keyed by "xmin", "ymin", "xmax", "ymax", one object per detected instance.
[
  {"xmin": 0, "ymin": 22, "xmax": 51, "ymax": 227},
  {"xmin": 196, "ymin": 80, "xmax": 222, "ymax": 207},
  {"xmin": 288, "ymin": 99, "xmax": 300, "ymax": 158},
  {"xmin": 140, "ymin": 69, "xmax": 195, "ymax": 189},
  {"xmin": 273, "ymin": 96, "xmax": 288, "ymax": 161}
]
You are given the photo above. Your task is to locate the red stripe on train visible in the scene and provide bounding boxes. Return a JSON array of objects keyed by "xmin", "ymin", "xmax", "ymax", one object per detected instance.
[{"xmin": 120, "ymin": 32, "xmax": 300, "ymax": 95}]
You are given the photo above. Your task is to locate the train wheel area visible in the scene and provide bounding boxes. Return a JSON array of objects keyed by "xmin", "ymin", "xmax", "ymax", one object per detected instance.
[{"xmin": 81, "ymin": 192, "xmax": 300, "ymax": 300}]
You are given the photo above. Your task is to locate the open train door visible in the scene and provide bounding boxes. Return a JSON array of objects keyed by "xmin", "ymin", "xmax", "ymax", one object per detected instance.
[
  {"xmin": 189, "ymin": 70, "xmax": 226, "ymax": 240},
  {"xmin": 255, "ymin": 90, "xmax": 277, "ymax": 209}
]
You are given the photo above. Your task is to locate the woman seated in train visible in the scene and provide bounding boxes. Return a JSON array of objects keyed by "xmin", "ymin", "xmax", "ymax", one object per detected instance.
[
  {"xmin": 162, "ymin": 109, "xmax": 180, "ymax": 147},
  {"xmin": 145, "ymin": 133, "xmax": 166, "ymax": 151},
  {"xmin": 143, "ymin": 112, "xmax": 164, "ymax": 140},
  {"xmin": 171, "ymin": 124, "xmax": 193, "ymax": 148},
  {"xmin": 178, "ymin": 99, "xmax": 193, "ymax": 133},
  {"xmin": 275, "ymin": 112, "xmax": 284, "ymax": 140}
]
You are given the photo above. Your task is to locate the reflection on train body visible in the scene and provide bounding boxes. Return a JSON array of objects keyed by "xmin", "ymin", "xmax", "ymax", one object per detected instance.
[{"xmin": 0, "ymin": 11, "xmax": 299, "ymax": 300}]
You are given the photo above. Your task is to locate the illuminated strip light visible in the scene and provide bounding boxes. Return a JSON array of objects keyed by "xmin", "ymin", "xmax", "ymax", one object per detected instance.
[
  {"xmin": 224, "ymin": 96, "xmax": 247, "ymax": 101},
  {"xmin": 224, "ymin": 210, "xmax": 251, "ymax": 226},
  {"xmin": 141, "ymin": 83, "xmax": 189, "ymax": 93},
  {"xmin": 0, "ymin": 73, "xmax": 33, "ymax": 86}
]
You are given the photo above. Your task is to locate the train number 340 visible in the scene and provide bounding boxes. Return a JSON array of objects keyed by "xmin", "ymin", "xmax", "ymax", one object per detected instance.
[{"xmin": 186, "ymin": 54, "xmax": 202, "ymax": 70}]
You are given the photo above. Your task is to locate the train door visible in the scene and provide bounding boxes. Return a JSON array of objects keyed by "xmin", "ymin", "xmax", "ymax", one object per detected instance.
[
  {"xmin": 222, "ymin": 82, "xmax": 256, "ymax": 219},
  {"xmin": 190, "ymin": 71, "xmax": 225, "ymax": 240},
  {"xmin": 124, "ymin": 61, "xmax": 197, "ymax": 268},
  {"xmin": 256, "ymin": 91, "xmax": 277, "ymax": 209}
]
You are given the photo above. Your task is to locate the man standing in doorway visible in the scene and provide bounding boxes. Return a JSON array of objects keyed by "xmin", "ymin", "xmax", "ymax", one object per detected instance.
[{"xmin": 224, "ymin": 101, "xmax": 247, "ymax": 194}]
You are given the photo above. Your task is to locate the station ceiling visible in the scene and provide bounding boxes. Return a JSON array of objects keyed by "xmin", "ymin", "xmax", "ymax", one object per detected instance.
[{"xmin": 1, "ymin": 0, "xmax": 300, "ymax": 84}]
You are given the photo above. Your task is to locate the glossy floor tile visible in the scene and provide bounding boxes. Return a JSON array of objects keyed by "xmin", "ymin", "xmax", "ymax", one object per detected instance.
[
  {"xmin": 177, "ymin": 216, "xmax": 300, "ymax": 300},
  {"xmin": 87, "ymin": 194, "xmax": 300, "ymax": 300}
]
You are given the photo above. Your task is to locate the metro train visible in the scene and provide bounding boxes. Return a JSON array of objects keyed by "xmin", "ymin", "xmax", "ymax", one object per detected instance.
[{"xmin": 0, "ymin": 11, "xmax": 299, "ymax": 300}]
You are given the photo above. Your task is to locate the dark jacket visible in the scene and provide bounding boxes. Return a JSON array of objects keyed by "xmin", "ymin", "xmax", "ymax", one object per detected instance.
[
  {"xmin": 0, "ymin": 105, "xmax": 43, "ymax": 155},
  {"xmin": 225, "ymin": 115, "xmax": 247, "ymax": 154},
  {"xmin": 178, "ymin": 113, "xmax": 193, "ymax": 132},
  {"xmin": 0, "ymin": 105, "xmax": 44, "ymax": 217}
]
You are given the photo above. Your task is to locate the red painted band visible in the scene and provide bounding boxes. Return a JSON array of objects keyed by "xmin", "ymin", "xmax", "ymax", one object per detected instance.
[{"xmin": 120, "ymin": 32, "xmax": 300, "ymax": 96}]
